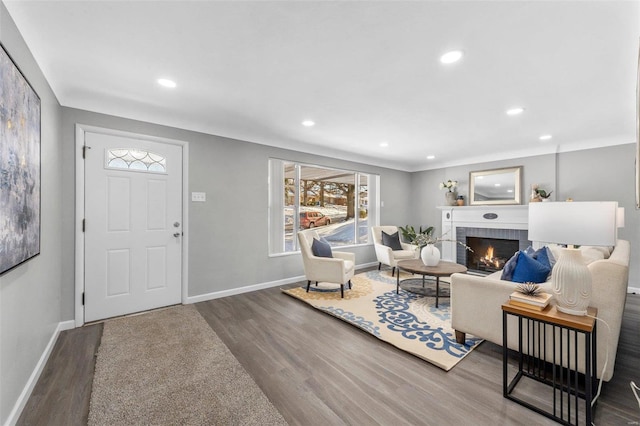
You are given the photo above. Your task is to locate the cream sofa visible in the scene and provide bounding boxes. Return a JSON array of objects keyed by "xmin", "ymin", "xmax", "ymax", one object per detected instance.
[{"xmin": 450, "ymin": 240, "xmax": 630, "ymax": 381}]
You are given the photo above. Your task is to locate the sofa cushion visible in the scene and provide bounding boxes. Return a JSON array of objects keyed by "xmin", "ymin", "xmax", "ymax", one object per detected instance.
[
  {"xmin": 381, "ymin": 231, "xmax": 403, "ymax": 251},
  {"xmin": 511, "ymin": 251, "xmax": 551, "ymax": 283},
  {"xmin": 311, "ymin": 237, "xmax": 333, "ymax": 258},
  {"xmin": 500, "ymin": 251, "xmax": 520, "ymax": 281},
  {"xmin": 581, "ymin": 245, "xmax": 611, "ymax": 260},
  {"xmin": 580, "ymin": 247, "xmax": 606, "ymax": 265}
]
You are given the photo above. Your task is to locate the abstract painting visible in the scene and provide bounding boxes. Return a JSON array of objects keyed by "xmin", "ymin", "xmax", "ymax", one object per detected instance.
[{"xmin": 0, "ymin": 43, "xmax": 41, "ymax": 275}]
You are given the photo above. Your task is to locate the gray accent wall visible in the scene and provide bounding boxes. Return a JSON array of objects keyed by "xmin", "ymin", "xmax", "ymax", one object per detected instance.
[
  {"xmin": 0, "ymin": 3, "xmax": 64, "ymax": 424},
  {"xmin": 410, "ymin": 145, "xmax": 638, "ymax": 288},
  {"xmin": 60, "ymin": 107, "xmax": 413, "ymax": 312}
]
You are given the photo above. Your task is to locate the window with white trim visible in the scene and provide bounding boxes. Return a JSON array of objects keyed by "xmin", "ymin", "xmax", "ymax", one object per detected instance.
[{"xmin": 269, "ymin": 159, "xmax": 379, "ymax": 254}]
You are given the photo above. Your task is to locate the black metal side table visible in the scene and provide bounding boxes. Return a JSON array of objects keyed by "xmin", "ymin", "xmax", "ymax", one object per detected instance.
[{"xmin": 502, "ymin": 302, "xmax": 597, "ymax": 426}]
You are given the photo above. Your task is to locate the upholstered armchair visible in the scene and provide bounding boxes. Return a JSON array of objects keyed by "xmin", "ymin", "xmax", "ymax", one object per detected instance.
[
  {"xmin": 297, "ymin": 230, "xmax": 355, "ymax": 298},
  {"xmin": 371, "ymin": 226, "xmax": 418, "ymax": 276}
]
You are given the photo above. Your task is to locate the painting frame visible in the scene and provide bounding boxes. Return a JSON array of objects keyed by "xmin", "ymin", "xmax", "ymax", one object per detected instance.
[{"xmin": 0, "ymin": 42, "xmax": 41, "ymax": 275}]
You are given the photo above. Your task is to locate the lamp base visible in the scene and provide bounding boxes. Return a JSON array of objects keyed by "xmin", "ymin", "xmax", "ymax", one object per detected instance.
[{"xmin": 552, "ymin": 248, "xmax": 592, "ymax": 317}]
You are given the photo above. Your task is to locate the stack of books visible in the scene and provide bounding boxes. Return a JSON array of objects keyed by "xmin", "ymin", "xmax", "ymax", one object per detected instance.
[{"xmin": 509, "ymin": 291, "xmax": 552, "ymax": 311}]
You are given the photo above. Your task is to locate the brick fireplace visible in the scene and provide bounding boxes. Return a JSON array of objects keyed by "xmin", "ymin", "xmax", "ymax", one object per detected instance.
[{"xmin": 439, "ymin": 205, "xmax": 530, "ymax": 274}]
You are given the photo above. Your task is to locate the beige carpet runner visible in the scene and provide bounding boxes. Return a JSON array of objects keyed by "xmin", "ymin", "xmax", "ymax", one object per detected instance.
[
  {"xmin": 88, "ymin": 304, "xmax": 286, "ymax": 426},
  {"xmin": 283, "ymin": 269, "xmax": 483, "ymax": 371}
]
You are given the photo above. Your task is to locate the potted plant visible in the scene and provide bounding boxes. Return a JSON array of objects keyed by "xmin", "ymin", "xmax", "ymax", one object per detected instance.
[
  {"xmin": 398, "ymin": 225, "xmax": 434, "ymax": 244},
  {"xmin": 536, "ymin": 188, "xmax": 553, "ymax": 202}
]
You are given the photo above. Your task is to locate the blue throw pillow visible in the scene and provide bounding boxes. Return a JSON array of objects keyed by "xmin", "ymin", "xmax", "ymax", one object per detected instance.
[
  {"xmin": 524, "ymin": 246, "xmax": 536, "ymax": 256},
  {"xmin": 511, "ymin": 251, "xmax": 551, "ymax": 283},
  {"xmin": 311, "ymin": 237, "xmax": 333, "ymax": 258},
  {"xmin": 381, "ymin": 231, "xmax": 403, "ymax": 251},
  {"xmin": 534, "ymin": 247, "xmax": 552, "ymax": 270},
  {"xmin": 501, "ymin": 251, "xmax": 520, "ymax": 281}
]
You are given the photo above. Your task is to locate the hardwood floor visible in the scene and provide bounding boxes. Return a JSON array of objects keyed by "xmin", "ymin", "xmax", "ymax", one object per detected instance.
[
  {"xmin": 17, "ymin": 275, "xmax": 640, "ymax": 425},
  {"xmin": 17, "ymin": 323, "xmax": 102, "ymax": 426}
]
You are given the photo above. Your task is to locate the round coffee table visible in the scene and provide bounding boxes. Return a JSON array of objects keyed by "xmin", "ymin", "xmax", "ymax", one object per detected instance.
[{"xmin": 396, "ymin": 259, "xmax": 467, "ymax": 307}]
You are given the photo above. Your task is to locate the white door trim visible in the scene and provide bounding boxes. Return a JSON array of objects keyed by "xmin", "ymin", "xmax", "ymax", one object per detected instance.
[{"xmin": 74, "ymin": 124, "xmax": 189, "ymax": 327}]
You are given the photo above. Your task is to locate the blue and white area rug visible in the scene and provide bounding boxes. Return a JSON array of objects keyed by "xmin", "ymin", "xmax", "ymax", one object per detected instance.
[{"xmin": 283, "ymin": 270, "xmax": 483, "ymax": 371}]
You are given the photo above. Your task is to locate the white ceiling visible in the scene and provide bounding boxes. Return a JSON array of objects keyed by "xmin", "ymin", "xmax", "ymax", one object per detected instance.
[{"xmin": 4, "ymin": 1, "xmax": 639, "ymax": 171}]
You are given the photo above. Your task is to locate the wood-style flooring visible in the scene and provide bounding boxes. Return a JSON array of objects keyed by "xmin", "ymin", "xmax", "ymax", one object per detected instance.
[{"xmin": 17, "ymin": 273, "xmax": 640, "ymax": 425}]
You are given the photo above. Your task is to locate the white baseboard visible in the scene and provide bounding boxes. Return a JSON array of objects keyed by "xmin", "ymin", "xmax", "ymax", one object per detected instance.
[
  {"xmin": 186, "ymin": 262, "xmax": 378, "ymax": 304},
  {"xmin": 186, "ymin": 274, "xmax": 306, "ymax": 304},
  {"xmin": 627, "ymin": 286, "xmax": 640, "ymax": 294},
  {"xmin": 4, "ymin": 320, "xmax": 75, "ymax": 426}
]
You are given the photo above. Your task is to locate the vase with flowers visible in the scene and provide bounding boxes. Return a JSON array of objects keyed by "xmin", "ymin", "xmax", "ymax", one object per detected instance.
[{"xmin": 440, "ymin": 179, "xmax": 458, "ymax": 206}]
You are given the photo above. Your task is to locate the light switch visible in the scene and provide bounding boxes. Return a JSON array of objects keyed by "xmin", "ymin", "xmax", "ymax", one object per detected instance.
[{"xmin": 192, "ymin": 192, "xmax": 206, "ymax": 202}]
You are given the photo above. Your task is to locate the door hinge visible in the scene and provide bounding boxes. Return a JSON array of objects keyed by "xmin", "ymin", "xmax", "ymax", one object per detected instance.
[
  {"xmin": 82, "ymin": 219, "xmax": 86, "ymax": 232},
  {"xmin": 82, "ymin": 292, "xmax": 85, "ymax": 306}
]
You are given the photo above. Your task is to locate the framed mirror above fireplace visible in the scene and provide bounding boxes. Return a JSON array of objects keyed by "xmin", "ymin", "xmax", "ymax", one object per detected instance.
[{"xmin": 469, "ymin": 166, "xmax": 522, "ymax": 206}]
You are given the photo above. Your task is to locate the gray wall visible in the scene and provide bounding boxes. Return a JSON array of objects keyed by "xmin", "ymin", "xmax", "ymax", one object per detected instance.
[
  {"xmin": 557, "ymin": 144, "xmax": 639, "ymax": 288},
  {"xmin": 0, "ymin": 3, "xmax": 64, "ymax": 423},
  {"xmin": 409, "ymin": 145, "xmax": 639, "ymax": 288},
  {"xmin": 410, "ymin": 154, "xmax": 557, "ymax": 233},
  {"xmin": 60, "ymin": 107, "xmax": 413, "ymax": 311}
]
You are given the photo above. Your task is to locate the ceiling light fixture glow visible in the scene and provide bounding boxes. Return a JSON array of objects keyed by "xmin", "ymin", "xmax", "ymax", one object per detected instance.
[
  {"xmin": 506, "ymin": 107, "xmax": 525, "ymax": 116},
  {"xmin": 440, "ymin": 50, "xmax": 463, "ymax": 64},
  {"xmin": 157, "ymin": 78, "xmax": 176, "ymax": 88},
  {"xmin": 426, "ymin": 155, "xmax": 435, "ymax": 160},
  {"xmin": 302, "ymin": 120, "xmax": 315, "ymax": 127},
  {"xmin": 539, "ymin": 134, "xmax": 553, "ymax": 141},
  {"xmin": 380, "ymin": 142, "xmax": 389, "ymax": 147}
]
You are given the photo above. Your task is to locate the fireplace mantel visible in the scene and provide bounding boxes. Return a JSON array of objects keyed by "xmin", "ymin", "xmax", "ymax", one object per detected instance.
[{"xmin": 438, "ymin": 205, "xmax": 529, "ymax": 263}]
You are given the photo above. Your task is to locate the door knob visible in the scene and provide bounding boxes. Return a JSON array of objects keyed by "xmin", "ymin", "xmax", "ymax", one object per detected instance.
[
  {"xmin": 174, "ymin": 222, "xmax": 180, "ymax": 228},
  {"xmin": 173, "ymin": 232, "xmax": 181, "ymax": 237}
]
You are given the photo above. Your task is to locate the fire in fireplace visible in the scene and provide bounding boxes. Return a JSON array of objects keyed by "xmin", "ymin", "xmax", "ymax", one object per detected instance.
[{"xmin": 466, "ymin": 236, "xmax": 519, "ymax": 274}]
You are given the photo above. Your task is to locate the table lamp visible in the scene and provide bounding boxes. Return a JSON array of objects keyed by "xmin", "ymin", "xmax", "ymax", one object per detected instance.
[{"xmin": 528, "ymin": 201, "xmax": 618, "ymax": 316}]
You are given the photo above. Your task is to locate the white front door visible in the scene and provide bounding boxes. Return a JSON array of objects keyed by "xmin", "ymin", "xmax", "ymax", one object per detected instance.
[{"xmin": 84, "ymin": 131, "xmax": 183, "ymax": 322}]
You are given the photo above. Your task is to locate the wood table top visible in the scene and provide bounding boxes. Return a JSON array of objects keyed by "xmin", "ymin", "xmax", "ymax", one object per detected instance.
[
  {"xmin": 396, "ymin": 259, "xmax": 467, "ymax": 276},
  {"xmin": 502, "ymin": 302, "xmax": 597, "ymax": 332}
]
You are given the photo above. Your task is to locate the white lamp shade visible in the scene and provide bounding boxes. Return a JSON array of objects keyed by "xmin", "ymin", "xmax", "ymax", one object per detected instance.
[
  {"xmin": 528, "ymin": 201, "xmax": 618, "ymax": 316},
  {"xmin": 528, "ymin": 201, "xmax": 618, "ymax": 246}
]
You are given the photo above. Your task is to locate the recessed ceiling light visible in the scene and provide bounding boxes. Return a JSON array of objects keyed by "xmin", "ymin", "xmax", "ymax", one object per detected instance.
[
  {"xmin": 507, "ymin": 189, "xmax": 514, "ymax": 193},
  {"xmin": 426, "ymin": 155, "xmax": 435, "ymax": 160},
  {"xmin": 157, "ymin": 78, "xmax": 176, "ymax": 88},
  {"xmin": 494, "ymin": 183, "xmax": 501, "ymax": 187},
  {"xmin": 506, "ymin": 107, "xmax": 525, "ymax": 116},
  {"xmin": 302, "ymin": 120, "xmax": 315, "ymax": 127},
  {"xmin": 380, "ymin": 142, "xmax": 389, "ymax": 147},
  {"xmin": 440, "ymin": 50, "xmax": 463, "ymax": 64},
  {"xmin": 539, "ymin": 134, "xmax": 553, "ymax": 141}
]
